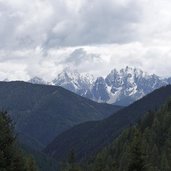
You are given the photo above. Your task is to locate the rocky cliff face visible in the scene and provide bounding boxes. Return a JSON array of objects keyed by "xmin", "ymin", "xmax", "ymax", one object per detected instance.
[{"xmin": 29, "ymin": 67, "xmax": 170, "ymax": 106}]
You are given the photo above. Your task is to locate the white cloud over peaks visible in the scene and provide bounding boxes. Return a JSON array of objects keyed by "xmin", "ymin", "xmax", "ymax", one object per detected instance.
[
  {"xmin": 137, "ymin": 0, "xmax": 171, "ymax": 45},
  {"xmin": 0, "ymin": 0, "xmax": 171, "ymax": 80},
  {"xmin": 0, "ymin": 0, "xmax": 54, "ymax": 49},
  {"xmin": 0, "ymin": 0, "xmax": 141, "ymax": 49}
]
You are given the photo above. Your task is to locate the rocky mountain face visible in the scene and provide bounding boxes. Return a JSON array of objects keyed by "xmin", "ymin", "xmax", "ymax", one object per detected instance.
[
  {"xmin": 94, "ymin": 67, "xmax": 169, "ymax": 105},
  {"xmin": 29, "ymin": 77, "xmax": 47, "ymax": 85},
  {"xmin": 52, "ymin": 68, "xmax": 94, "ymax": 99},
  {"xmin": 29, "ymin": 67, "xmax": 171, "ymax": 106}
]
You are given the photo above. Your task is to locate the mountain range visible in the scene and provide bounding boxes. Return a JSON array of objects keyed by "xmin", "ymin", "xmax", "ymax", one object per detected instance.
[
  {"xmin": 28, "ymin": 66, "xmax": 171, "ymax": 106},
  {"xmin": 1, "ymin": 77, "xmax": 171, "ymax": 170}
]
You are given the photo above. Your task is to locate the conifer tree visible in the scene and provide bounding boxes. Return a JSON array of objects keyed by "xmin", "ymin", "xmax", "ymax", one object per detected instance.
[
  {"xmin": 128, "ymin": 129, "xmax": 146, "ymax": 171},
  {"xmin": 62, "ymin": 150, "xmax": 82, "ymax": 171},
  {"xmin": 161, "ymin": 153, "xmax": 170, "ymax": 171},
  {"xmin": 0, "ymin": 111, "xmax": 38, "ymax": 171}
]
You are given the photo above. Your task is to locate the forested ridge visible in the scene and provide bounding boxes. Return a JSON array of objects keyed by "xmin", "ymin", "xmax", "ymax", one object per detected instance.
[
  {"xmin": 0, "ymin": 81, "xmax": 121, "ymax": 147},
  {"xmin": 59, "ymin": 99, "xmax": 171, "ymax": 170},
  {"xmin": 0, "ymin": 111, "xmax": 38, "ymax": 171},
  {"xmin": 2, "ymin": 84, "xmax": 171, "ymax": 171},
  {"xmin": 45, "ymin": 85, "xmax": 171, "ymax": 162},
  {"xmin": 76, "ymin": 99, "xmax": 171, "ymax": 171}
]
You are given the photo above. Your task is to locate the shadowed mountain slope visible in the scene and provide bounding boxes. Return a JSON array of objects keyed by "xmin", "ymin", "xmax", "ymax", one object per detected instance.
[
  {"xmin": 0, "ymin": 81, "xmax": 122, "ymax": 147},
  {"xmin": 44, "ymin": 85, "xmax": 171, "ymax": 162}
]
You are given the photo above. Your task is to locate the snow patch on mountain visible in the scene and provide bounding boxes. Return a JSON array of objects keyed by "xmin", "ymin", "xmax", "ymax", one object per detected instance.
[
  {"xmin": 28, "ymin": 77, "xmax": 47, "ymax": 85},
  {"xmin": 28, "ymin": 66, "xmax": 171, "ymax": 106},
  {"xmin": 52, "ymin": 68, "xmax": 95, "ymax": 98}
]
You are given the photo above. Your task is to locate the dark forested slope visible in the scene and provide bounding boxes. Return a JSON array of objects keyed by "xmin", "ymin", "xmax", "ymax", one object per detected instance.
[
  {"xmin": 0, "ymin": 111, "xmax": 38, "ymax": 171},
  {"xmin": 45, "ymin": 85, "xmax": 171, "ymax": 162},
  {"xmin": 85, "ymin": 99, "xmax": 171, "ymax": 171},
  {"xmin": 0, "ymin": 81, "xmax": 121, "ymax": 147}
]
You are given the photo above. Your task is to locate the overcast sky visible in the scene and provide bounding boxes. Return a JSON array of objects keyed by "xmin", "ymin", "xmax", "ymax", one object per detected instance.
[{"xmin": 1, "ymin": 0, "xmax": 171, "ymax": 81}]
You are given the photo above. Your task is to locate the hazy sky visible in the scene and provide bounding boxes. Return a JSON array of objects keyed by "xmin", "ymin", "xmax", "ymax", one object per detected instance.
[{"xmin": 1, "ymin": 0, "xmax": 171, "ymax": 81}]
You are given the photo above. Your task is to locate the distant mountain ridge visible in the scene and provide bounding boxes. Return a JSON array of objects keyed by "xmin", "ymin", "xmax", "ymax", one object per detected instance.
[
  {"xmin": 28, "ymin": 67, "xmax": 171, "ymax": 106},
  {"xmin": 52, "ymin": 68, "xmax": 94, "ymax": 98},
  {"xmin": 0, "ymin": 81, "xmax": 121, "ymax": 147}
]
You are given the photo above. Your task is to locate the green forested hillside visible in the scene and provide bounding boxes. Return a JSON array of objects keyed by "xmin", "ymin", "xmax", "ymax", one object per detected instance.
[
  {"xmin": 45, "ymin": 85, "xmax": 171, "ymax": 162},
  {"xmin": 0, "ymin": 110, "xmax": 59, "ymax": 171},
  {"xmin": 0, "ymin": 111, "xmax": 38, "ymax": 171},
  {"xmin": 0, "ymin": 81, "xmax": 121, "ymax": 147},
  {"xmin": 21, "ymin": 143, "xmax": 59, "ymax": 171},
  {"xmin": 84, "ymin": 99, "xmax": 171, "ymax": 171}
]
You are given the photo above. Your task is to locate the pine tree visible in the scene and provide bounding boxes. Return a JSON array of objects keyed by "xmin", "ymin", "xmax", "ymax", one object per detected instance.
[
  {"xmin": 161, "ymin": 153, "xmax": 170, "ymax": 171},
  {"xmin": 0, "ymin": 111, "xmax": 38, "ymax": 171},
  {"xmin": 150, "ymin": 144, "xmax": 160, "ymax": 169},
  {"xmin": 128, "ymin": 128, "xmax": 146, "ymax": 171},
  {"xmin": 26, "ymin": 156, "xmax": 39, "ymax": 171},
  {"xmin": 0, "ymin": 111, "xmax": 16, "ymax": 170},
  {"xmin": 62, "ymin": 150, "xmax": 82, "ymax": 171}
]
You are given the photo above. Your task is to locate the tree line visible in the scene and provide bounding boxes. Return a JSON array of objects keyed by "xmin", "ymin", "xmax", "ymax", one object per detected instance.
[
  {"xmin": 0, "ymin": 111, "xmax": 38, "ymax": 171},
  {"xmin": 62, "ymin": 99, "xmax": 171, "ymax": 171}
]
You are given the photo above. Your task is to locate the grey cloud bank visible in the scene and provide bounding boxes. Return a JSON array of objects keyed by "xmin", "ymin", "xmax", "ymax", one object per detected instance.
[
  {"xmin": 0, "ymin": 0, "xmax": 141, "ymax": 49},
  {"xmin": 0, "ymin": 0, "xmax": 171, "ymax": 80}
]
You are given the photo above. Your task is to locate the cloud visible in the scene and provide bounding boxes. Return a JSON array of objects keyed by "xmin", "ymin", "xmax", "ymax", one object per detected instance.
[
  {"xmin": 1, "ymin": 0, "xmax": 171, "ymax": 49},
  {"xmin": 0, "ymin": 0, "xmax": 171, "ymax": 80},
  {"xmin": 64, "ymin": 48, "xmax": 101, "ymax": 65},
  {"xmin": 44, "ymin": 0, "xmax": 142, "ymax": 47},
  {"xmin": 0, "ymin": 0, "xmax": 142, "ymax": 50},
  {"xmin": 1, "ymin": 43, "xmax": 171, "ymax": 81}
]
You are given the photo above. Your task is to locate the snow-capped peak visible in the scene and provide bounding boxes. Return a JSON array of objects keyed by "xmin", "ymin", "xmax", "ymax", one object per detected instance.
[
  {"xmin": 52, "ymin": 68, "xmax": 94, "ymax": 98},
  {"xmin": 28, "ymin": 76, "xmax": 47, "ymax": 85},
  {"xmin": 119, "ymin": 66, "xmax": 145, "ymax": 77},
  {"xmin": 28, "ymin": 66, "xmax": 171, "ymax": 106},
  {"xmin": 62, "ymin": 67, "xmax": 80, "ymax": 79}
]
